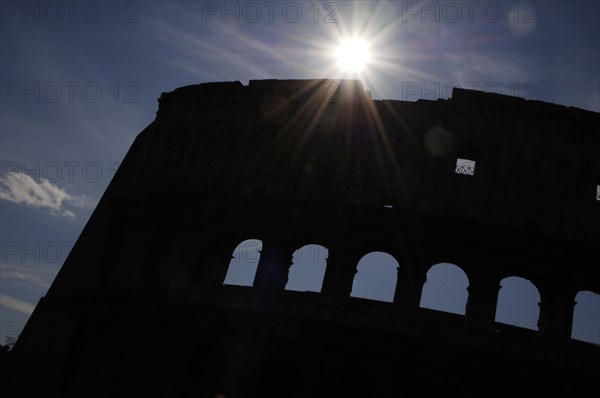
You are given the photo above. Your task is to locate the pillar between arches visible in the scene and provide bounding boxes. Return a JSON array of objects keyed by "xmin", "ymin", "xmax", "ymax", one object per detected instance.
[
  {"xmin": 253, "ymin": 236, "xmax": 295, "ymax": 292},
  {"xmin": 537, "ymin": 283, "xmax": 576, "ymax": 347},
  {"xmin": 394, "ymin": 263, "xmax": 426, "ymax": 316},
  {"xmin": 465, "ymin": 277, "xmax": 501, "ymax": 331},
  {"xmin": 320, "ymin": 245, "xmax": 362, "ymax": 301}
]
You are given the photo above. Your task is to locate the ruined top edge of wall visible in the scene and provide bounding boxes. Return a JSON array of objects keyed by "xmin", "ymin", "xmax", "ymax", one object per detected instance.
[
  {"xmin": 450, "ymin": 86, "xmax": 526, "ymax": 107},
  {"xmin": 451, "ymin": 87, "xmax": 600, "ymax": 119},
  {"xmin": 155, "ymin": 79, "xmax": 370, "ymax": 114},
  {"xmin": 155, "ymin": 79, "xmax": 600, "ymax": 121}
]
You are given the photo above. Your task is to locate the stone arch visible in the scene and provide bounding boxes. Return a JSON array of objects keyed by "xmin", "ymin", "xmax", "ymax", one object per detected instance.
[
  {"xmin": 571, "ymin": 290, "xmax": 600, "ymax": 345},
  {"xmin": 222, "ymin": 239, "xmax": 262, "ymax": 286},
  {"xmin": 495, "ymin": 276, "xmax": 541, "ymax": 330},
  {"xmin": 350, "ymin": 251, "xmax": 398, "ymax": 303},
  {"xmin": 285, "ymin": 244, "xmax": 329, "ymax": 293},
  {"xmin": 419, "ymin": 262, "xmax": 469, "ymax": 315}
]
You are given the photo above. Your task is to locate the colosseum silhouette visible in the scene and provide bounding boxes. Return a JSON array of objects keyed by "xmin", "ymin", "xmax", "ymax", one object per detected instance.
[{"xmin": 7, "ymin": 79, "xmax": 600, "ymax": 397}]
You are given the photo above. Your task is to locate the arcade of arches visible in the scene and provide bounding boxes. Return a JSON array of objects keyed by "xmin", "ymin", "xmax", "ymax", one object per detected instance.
[{"xmin": 223, "ymin": 239, "xmax": 600, "ymax": 345}]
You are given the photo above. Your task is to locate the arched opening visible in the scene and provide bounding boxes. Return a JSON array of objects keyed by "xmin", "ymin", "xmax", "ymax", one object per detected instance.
[
  {"xmin": 285, "ymin": 244, "xmax": 328, "ymax": 293},
  {"xmin": 350, "ymin": 252, "xmax": 398, "ymax": 303},
  {"xmin": 222, "ymin": 239, "xmax": 262, "ymax": 286},
  {"xmin": 571, "ymin": 290, "xmax": 600, "ymax": 345},
  {"xmin": 419, "ymin": 263, "xmax": 469, "ymax": 315},
  {"xmin": 495, "ymin": 276, "xmax": 540, "ymax": 330}
]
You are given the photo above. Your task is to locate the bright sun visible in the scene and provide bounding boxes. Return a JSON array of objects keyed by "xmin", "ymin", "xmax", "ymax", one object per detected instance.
[{"xmin": 335, "ymin": 37, "xmax": 371, "ymax": 72}]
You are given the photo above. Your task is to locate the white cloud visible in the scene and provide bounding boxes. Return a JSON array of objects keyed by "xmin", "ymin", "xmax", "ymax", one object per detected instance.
[
  {"xmin": 0, "ymin": 294, "xmax": 35, "ymax": 315},
  {"xmin": 0, "ymin": 263, "xmax": 56, "ymax": 317},
  {"xmin": 1, "ymin": 263, "xmax": 55, "ymax": 290},
  {"xmin": 0, "ymin": 172, "xmax": 89, "ymax": 218}
]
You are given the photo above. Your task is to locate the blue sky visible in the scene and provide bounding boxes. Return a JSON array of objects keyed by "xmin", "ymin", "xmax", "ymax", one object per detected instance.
[{"xmin": 1, "ymin": 1, "xmax": 599, "ymax": 344}]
